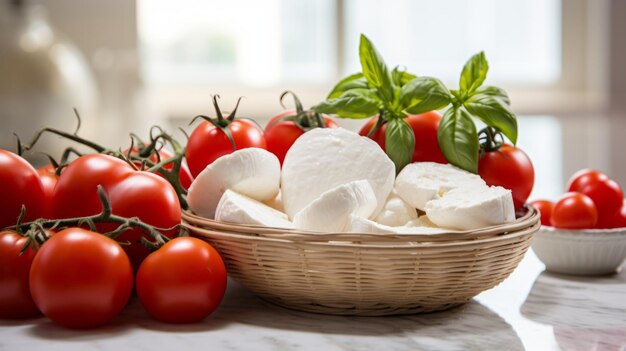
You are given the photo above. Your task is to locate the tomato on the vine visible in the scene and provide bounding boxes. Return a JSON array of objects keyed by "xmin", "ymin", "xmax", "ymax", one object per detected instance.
[
  {"xmin": 551, "ymin": 192, "xmax": 598, "ymax": 229},
  {"xmin": 567, "ymin": 169, "xmax": 623, "ymax": 228},
  {"xmin": 136, "ymin": 237, "xmax": 227, "ymax": 324},
  {"xmin": 478, "ymin": 144, "xmax": 534, "ymax": 210},
  {"xmin": 29, "ymin": 228, "xmax": 133, "ymax": 329},
  {"xmin": 37, "ymin": 165, "xmax": 57, "ymax": 219},
  {"xmin": 186, "ymin": 96, "xmax": 266, "ymax": 178},
  {"xmin": 0, "ymin": 150, "xmax": 45, "ymax": 228},
  {"xmin": 359, "ymin": 111, "xmax": 447, "ymax": 164},
  {"xmin": 125, "ymin": 147, "xmax": 193, "ymax": 190},
  {"xmin": 530, "ymin": 200, "xmax": 554, "ymax": 226},
  {"xmin": 0, "ymin": 231, "xmax": 40, "ymax": 319}
]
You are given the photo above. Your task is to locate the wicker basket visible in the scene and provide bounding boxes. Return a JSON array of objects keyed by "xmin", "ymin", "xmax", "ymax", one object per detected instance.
[{"xmin": 183, "ymin": 207, "xmax": 540, "ymax": 316}]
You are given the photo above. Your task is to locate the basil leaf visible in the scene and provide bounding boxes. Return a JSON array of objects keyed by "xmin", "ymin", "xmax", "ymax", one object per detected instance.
[
  {"xmin": 359, "ymin": 34, "xmax": 394, "ymax": 102},
  {"xmin": 459, "ymin": 51, "xmax": 489, "ymax": 95},
  {"xmin": 327, "ymin": 73, "xmax": 369, "ymax": 99},
  {"xmin": 313, "ymin": 96, "xmax": 380, "ymax": 119},
  {"xmin": 437, "ymin": 107, "xmax": 479, "ymax": 173},
  {"xmin": 340, "ymin": 88, "xmax": 380, "ymax": 101},
  {"xmin": 392, "ymin": 66, "xmax": 417, "ymax": 86},
  {"xmin": 464, "ymin": 94, "xmax": 518, "ymax": 144},
  {"xmin": 400, "ymin": 77, "xmax": 452, "ymax": 115},
  {"xmin": 474, "ymin": 85, "xmax": 510, "ymax": 105},
  {"xmin": 385, "ymin": 118, "xmax": 415, "ymax": 173}
]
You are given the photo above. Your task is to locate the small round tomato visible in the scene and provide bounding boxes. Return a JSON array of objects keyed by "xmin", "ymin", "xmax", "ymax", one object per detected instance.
[
  {"xmin": 0, "ymin": 231, "xmax": 40, "ymax": 319},
  {"xmin": 0, "ymin": 150, "xmax": 45, "ymax": 228},
  {"xmin": 359, "ymin": 111, "xmax": 447, "ymax": 164},
  {"xmin": 567, "ymin": 170, "xmax": 623, "ymax": 228},
  {"xmin": 136, "ymin": 237, "xmax": 227, "ymax": 324},
  {"xmin": 478, "ymin": 144, "xmax": 535, "ymax": 210},
  {"xmin": 530, "ymin": 200, "xmax": 554, "ymax": 226},
  {"xmin": 551, "ymin": 192, "xmax": 598, "ymax": 229},
  {"xmin": 566, "ymin": 169, "xmax": 609, "ymax": 191},
  {"xmin": 608, "ymin": 204, "xmax": 626, "ymax": 228},
  {"xmin": 29, "ymin": 228, "xmax": 133, "ymax": 329},
  {"xmin": 37, "ymin": 165, "xmax": 57, "ymax": 219}
]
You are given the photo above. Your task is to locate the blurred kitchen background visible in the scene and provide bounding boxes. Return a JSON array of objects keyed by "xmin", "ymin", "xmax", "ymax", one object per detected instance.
[{"xmin": 0, "ymin": 0, "xmax": 624, "ymax": 201}]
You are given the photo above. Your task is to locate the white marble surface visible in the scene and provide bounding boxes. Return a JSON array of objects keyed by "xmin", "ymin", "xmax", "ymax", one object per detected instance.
[{"xmin": 1, "ymin": 250, "xmax": 625, "ymax": 351}]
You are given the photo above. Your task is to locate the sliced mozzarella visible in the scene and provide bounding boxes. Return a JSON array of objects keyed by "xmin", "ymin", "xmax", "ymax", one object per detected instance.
[
  {"xmin": 215, "ymin": 190, "xmax": 294, "ymax": 229},
  {"xmin": 292, "ymin": 180, "xmax": 377, "ymax": 232},
  {"xmin": 281, "ymin": 128, "xmax": 395, "ymax": 219},
  {"xmin": 373, "ymin": 190, "xmax": 418, "ymax": 226},
  {"xmin": 187, "ymin": 148, "xmax": 280, "ymax": 219},
  {"xmin": 424, "ymin": 186, "xmax": 515, "ymax": 230},
  {"xmin": 263, "ymin": 190, "xmax": 284, "ymax": 212},
  {"xmin": 395, "ymin": 162, "xmax": 486, "ymax": 211},
  {"xmin": 345, "ymin": 215, "xmax": 449, "ymax": 235}
]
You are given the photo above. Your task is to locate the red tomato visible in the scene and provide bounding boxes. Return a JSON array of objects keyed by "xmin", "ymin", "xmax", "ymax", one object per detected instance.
[
  {"xmin": 265, "ymin": 111, "xmax": 339, "ymax": 164},
  {"xmin": 37, "ymin": 165, "xmax": 57, "ymax": 219},
  {"xmin": 567, "ymin": 170, "xmax": 623, "ymax": 228},
  {"xmin": 125, "ymin": 147, "xmax": 193, "ymax": 190},
  {"xmin": 478, "ymin": 144, "xmax": 535, "ymax": 210},
  {"xmin": 551, "ymin": 192, "xmax": 598, "ymax": 229},
  {"xmin": 608, "ymin": 203, "xmax": 626, "ymax": 228},
  {"xmin": 0, "ymin": 231, "xmax": 40, "ymax": 319},
  {"xmin": 51, "ymin": 154, "xmax": 134, "ymax": 219},
  {"xmin": 186, "ymin": 119, "xmax": 266, "ymax": 178},
  {"xmin": 29, "ymin": 228, "xmax": 133, "ymax": 329},
  {"xmin": 0, "ymin": 150, "xmax": 45, "ymax": 228},
  {"xmin": 530, "ymin": 200, "xmax": 554, "ymax": 226},
  {"xmin": 359, "ymin": 111, "xmax": 447, "ymax": 164},
  {"xmin": 136, "ymin": 237, "xmax": 227, "ymax": 323},
  {"xmin": 105, "ymin": 171, "xmax": 182, "ymax": 271}
]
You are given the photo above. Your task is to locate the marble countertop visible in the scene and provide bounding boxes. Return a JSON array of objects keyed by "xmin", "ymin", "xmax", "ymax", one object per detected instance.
[{"xmin": 1, "ymin": 250, "xmax": 625, "ymax": 351}]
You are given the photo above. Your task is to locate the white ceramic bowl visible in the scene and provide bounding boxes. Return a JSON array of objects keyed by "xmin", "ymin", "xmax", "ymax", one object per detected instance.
[{"xmin": 532, "ymin": 226, "xmax": 626, "ymax": 275}]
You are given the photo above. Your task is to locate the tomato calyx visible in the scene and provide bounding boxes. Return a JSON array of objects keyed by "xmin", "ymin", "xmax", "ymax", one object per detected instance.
[
  {"xmin": 478, "ymin": 126, "xmax": 506, "ymax": 153},
  {"xmin": 189, "ymin": 95, "xmax": 250, "ymax": 151},
  {"xmin": 268, "ymin": 91, "xmax": 329, "ymax": 132}
]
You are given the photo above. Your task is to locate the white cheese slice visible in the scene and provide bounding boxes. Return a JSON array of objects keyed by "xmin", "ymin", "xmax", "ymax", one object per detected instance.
[
  {"xmin": 215, "ymin": 190, "xmax": 294, "ymax": 229},
  {"xmin": 345, "ymin": 215, "xmax": 449, "ymax": 235},
  {"xmin": 424, "ymin": 186, "xmax": 515, "ymax": 230},
  {"xmin": 281, "ymin": 128, "xmax": 395, "ymax": 219},
  {"xmin": 373, "ymin": 190, "xmax": 418, "ymax": 226},
  {"xmin": 263, "ymin": 190, "xmax": 284, "ymax": 213},
  {"xmin": 292, "ymin": 180, "xmax": 377, "ymax": 232},
  {"xmin": 395, "ymin": 162, "xmax": 486, "ymax": 211},
  {"xmin": 187, "ymin": 148, "xmax": 280, "ymax": 219}
]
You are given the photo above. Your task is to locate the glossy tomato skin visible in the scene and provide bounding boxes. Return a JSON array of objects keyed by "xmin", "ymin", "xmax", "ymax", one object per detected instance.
[
  {"xmin": 125, "ymin": 147, "xmax": 193, "ymax": 190},
  {"xmin": 530, "ymin": 200, "xmax": 554, "ymax": 226},
  {"xmin": 37, "ymin": 165, "xmax": 57, "ymax": 219},
  {"xmin": 0, "ymin": 231, "xmax": 40, "ymax": 319},
  {"xmin": 478, "ymin": 144, "xmax": 535, "ymax": 210},
  {"xmin": 51, "ymin": 154, "xmax": 134, "ymax": 219},
  {"xmin": 608, "ymin": 204, "xmax": 626, "ymax": 228},
  {"xmin": 264, "ymin": 111, "xmax": 339, "ymax": 165},
  {"xmin": 29, "ymin": 228, "xmax": 133, "ymax": 329},
  {"xmin": 567, "ymin": 169, "xmax": 608, "ymax": 191},
  {"xmin": 106, "ymin": 171, "xmax": 182, "ymax": 271},
  {"xmin": 136, "ymin": 237, "xmax": 227, "ymax": 324},
  {"xmin": 0, "ymin": 150, "xmax": 45, "ymax": 228},
  {"xmin": 567, "ymin": 170, "xmax": 623, "ymax": 228},
  {"xmin": 186, "ymin": 120, "xmax": 266, "ymax": 178},
  {"xmin": 551, "ymin": 192, "xmax": 598, "ymax": 229},
  {"xmin": 359, "ymin": 112, "xmax": 447, "ymax": 164}
]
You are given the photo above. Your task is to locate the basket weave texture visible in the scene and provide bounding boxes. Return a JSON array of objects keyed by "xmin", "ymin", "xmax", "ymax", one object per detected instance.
[{"xmin": 183, "ymin": 207, "xmax": 540, "ymax": 316}]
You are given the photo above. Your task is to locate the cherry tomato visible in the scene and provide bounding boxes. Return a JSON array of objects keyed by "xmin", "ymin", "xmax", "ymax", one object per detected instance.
[
  {"xmin": 0, "ymin": 150, "xmax": 45, "ymax": 228},
  {"xmin": 0, "ymin": 231, "xmax": 40, "ymax": 319},
  {"xmin": 125, "ymin": 147, "xmax": 193, "ymax": 190},
  {"xmin": 37, "ymin": 165, "xmax": 57, "ymax": 219},
  {"xmin": 105, "ymin": 171, "xmax": 182, "ymax": 271},
  {"xmin": 359, "ymin": 111, "xmax": 447, "ymax": 164},
  {"xmin": 608, "ymin": 203, "xmax": 626, "ymax": 228},
  {"xmin": 136, "ymin": 237, "xmax": 227, "ymax": 324},
  {"xmin": 530, "ymin": 200, "xmax": 554, "ymax": 226},
  {"xmin": 478, "ymin": 144, "xmax": 535, "ymax": 210},
  {"xmin": 567, "ymin": 170, "xmax": 623, "ymax": 228},
  {"xmin": 186, "ymin": 119, "xmax": 266, "ymax": 178},
  {"xmin": 265, "ymin": 111, "xmax": 339, "ymax": 165},
  {"xmin": 29, "ymin": 228, "xmax": 133, "ymax": 329},
  {"xmin": 551, "ymin": 192, "xmax": 598, "ymax": 229}
]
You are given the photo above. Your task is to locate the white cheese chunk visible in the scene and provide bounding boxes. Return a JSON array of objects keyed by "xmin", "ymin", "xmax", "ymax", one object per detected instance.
[
  {"xmin": 263, "ymin": 190, "xmax": 284, "ymax": 212},
  {"xmin": 187, "ymin": 148, "xmax": 280, "ymax": 219},
  {"xmin": 215, "ymin": 190, "xmax": 294, "ymax": 229},
  {"xmin": 345, "ymin": 215, "xmax": 449, "ymax": 235},
  {"xmin": 395, "ymin": 162, "xmax": 486, "ymax": 211},
  {"xmin": 373, "ymin": 190, "xmax": 418, "ymax": 226},
  {"xmin": 281, "ymin": 128, "xmax": 395, "ymax": 219},
  {"xmin": 424, "ymin": 186, "xmax": 515, "ymax": 230},
  {"xmin": 292, "ymin": 180, "xmax": 377, "ymax": 232}
]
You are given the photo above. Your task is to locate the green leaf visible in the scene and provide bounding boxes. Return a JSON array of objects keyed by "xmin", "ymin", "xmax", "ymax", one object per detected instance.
[
  {"xmin": 385, "ymin": 118, "xmax": 415, "ymax": 173},
  {"xmin": 359, "ymin": 34, "xmax": 394, "ymax": 102},
  {"xmin": 459, "ymin": 51, "xmax": 489, "ymax": 95},
  {"xmin": 474, "ymin": 85, "xmax": 510, "ymax": 105},
  {"xmin": 392, "ymin": 66, "xmax": 417, "ymax": 86},
  {"xmin": 313, "ymin": 95, "xmax": 380, "ymax": 119},
  {"xmin": 437, "ymin": 107, "xmax": 479, "ymax": 173},
  {"xmin": 327, "ymin": 73, "xmax": 369, "ymax": 99},
  {"xmin": 340, "ymin": 88, "xmax": 380, "ymax": 101},
  {"xmin": 399, "ymin": 77, "xmax": 452, "ymax": 115},
  {"xmin": 464, "ymin": 94, "xmax": 518, "ymax": 144}
]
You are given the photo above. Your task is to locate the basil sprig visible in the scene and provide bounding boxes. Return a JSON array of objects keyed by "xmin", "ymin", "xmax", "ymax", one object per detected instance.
[{"xmin": 313, "ymin": 34, "xmax": 518, "ymax": 174}]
